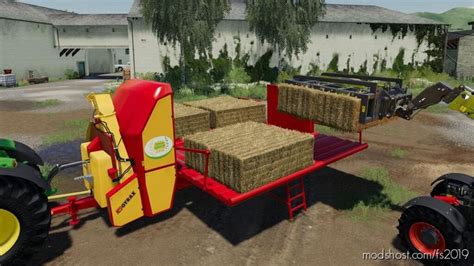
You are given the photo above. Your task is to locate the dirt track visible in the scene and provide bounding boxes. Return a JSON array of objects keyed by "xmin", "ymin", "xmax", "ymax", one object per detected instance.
[
  {"xmin": 1, "ymin": 87, "xmax": 473, "ymax": 265},
  {"xmin": 30, "ymin": 113, "xmax": 473, "ymax": 266}
]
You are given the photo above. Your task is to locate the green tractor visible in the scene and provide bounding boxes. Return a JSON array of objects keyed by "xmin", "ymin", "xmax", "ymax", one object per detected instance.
[{"xmin": 0, "ymin": 139, "xmax": 52, "ymax": 264}]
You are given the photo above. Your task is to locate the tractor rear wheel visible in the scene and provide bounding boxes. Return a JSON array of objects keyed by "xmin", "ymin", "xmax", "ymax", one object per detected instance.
[
  {"xmin": 398, "ymin": 205, "xmax": 464, "ymax": 260},
  {"xmin": 0, "ymin": 176, "xmax": 51, "ymax": 265}
]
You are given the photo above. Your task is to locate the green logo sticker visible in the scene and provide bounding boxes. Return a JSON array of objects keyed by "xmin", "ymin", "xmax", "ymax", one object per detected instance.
[{"xmin": 144, "ymin": 136, "xmax": 173, "ymax": 159}]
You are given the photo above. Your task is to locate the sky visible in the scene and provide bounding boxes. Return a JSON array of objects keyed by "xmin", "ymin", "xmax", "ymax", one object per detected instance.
[{"xmin": 18, "ymin": 0, "xmax": 474, "ymax": 14}]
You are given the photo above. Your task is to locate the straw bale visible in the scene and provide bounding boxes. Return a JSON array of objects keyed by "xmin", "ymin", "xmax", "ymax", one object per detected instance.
[
  {"xmin": 183, "ymin": 96, "xmax": 266, "ymax": 128},
  {"xmin": 184, "ymin": 122, "xmax": 314, "ymax": 193},
  {"xmin": 278, "ymin": 83, "xmax": 364, "ymax": 132},
  {"xmin": 174, "ymin": 103, "xmax": 210, "ymax": 138}
]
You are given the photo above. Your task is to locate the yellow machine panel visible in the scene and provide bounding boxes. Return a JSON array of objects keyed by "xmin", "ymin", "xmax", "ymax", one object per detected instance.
[
  {"xmin": 140, "ymin": 94, "xmax": 177, "ymax": 215},
  {"xmin": 145, "ymin": 166, "xmax": 177, "ymax": 214},
  {"xmin": 80, "ymin": 142, "xmax": 92, "ymax": 190},
  {"xmin": 87, "ymin": 93, "xmax": 133, "ymax": 182},
  {"xmin": 107, "ymin": 174, "xmax": 143, "ymax": 227},
  {"xmin": 142, "ymin": 95, "xmax": 176, "ymax": 171},
  {"xmin": 90, "ymin": 151, "xmax": 115, "ymax": 208}
]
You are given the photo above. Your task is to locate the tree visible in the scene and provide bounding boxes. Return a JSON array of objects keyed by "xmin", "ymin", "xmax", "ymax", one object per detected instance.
[
  {"xmin": 141, "ymin": 0, "xmax": 230, "ymax": 85},
  {"xmin": 245, "ymin": 0, "xmax": 326, "ymax": 68}
]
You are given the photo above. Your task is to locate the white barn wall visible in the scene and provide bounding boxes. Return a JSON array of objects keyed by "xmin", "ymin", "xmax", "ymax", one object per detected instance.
[
  {"xmin": 57, "ymin": 25, "xmax": 128, "ymax": 48},
  {"xmin": 113, "ymin": 48, "xmax": 129, "ymax": 65},
  {"xmin": 130, "ymin": 19, "xmax": 431, "ymax": 76},
  {"xmin": 0, "ymin": 19, "xmax": 86, "ymax": 80}
]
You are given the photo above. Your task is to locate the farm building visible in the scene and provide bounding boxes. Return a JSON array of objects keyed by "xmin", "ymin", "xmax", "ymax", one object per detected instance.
[
  {"xmin": 127, "ymin": 0, "xmax": 447, "ymax": 78},
  {"xmin": 446, "ymin": 22, "xmax": 474, "ymax": 79},
  {"xmin": 0, "ymin": 0, "xmax": 129, "ymax": 80}
]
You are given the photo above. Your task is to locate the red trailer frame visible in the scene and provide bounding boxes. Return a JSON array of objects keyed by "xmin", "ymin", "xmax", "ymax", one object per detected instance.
[
  {"xmin": 174, "ymin": 84, "xmax": 368, "ymax": 219},
  {"xmin": 51, "ymin": 83, "xmax": 368, "ymax": 223}
]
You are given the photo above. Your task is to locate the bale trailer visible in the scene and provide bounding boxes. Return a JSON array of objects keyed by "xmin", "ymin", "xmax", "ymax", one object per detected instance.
[{"xmin": 0, "ymin": 79, "xmax": 369, "ymax": 263}]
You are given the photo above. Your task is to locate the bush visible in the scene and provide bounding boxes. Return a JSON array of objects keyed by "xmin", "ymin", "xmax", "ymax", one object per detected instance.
[
  {"xmin": 229, "ymin": 83, "xmax": 267, "ymax": 100},
  {"xmin": 138, "ymin": 72, "xmax": 157, "ymax": 81},
  {"xmin": 187, "ymin": 57, "xmax": 213, "ymax": 89},
  {"xmin": 64, "ymin": 69, "xmax": 79, "ymax": 80},
  {"xmin": 210, "ymin": 44, "xmax": 232, "ymax": 83},
  {"xmin": 246, "ymin": 50, "xmax": 279, "ymax": 82},
  {"xmin": 327, "ymin": 54, "xmax": 339, "ymax": 72},
  {"xmin": 225, "ymin": 66, "xmax": 251, "ymax": 84},
  {"xmin": 306, "ymin": 62, "xmax": 320, "ymax": 76}
]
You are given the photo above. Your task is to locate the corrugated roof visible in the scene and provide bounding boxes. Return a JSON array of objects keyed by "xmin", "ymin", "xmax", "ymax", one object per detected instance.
[
  {"xmin": 0, "ymin": 0, "xmax": 52, "ymax": 24},
  {"xmin": 49, "ymin": 14, "xmax": 128, "ymax": 26},
  {"xmin": 128, "ymin": 0, "xmax": 444, "ymax": 25}
]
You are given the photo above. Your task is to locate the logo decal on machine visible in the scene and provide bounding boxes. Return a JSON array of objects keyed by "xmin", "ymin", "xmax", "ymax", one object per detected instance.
[
  {"xmin": 144, "ymin": 136, "xmax": 173, "ymax": 159},
  {"xmin": 116, "ymin": 191, "xmax": 137, "ymax": 214}
]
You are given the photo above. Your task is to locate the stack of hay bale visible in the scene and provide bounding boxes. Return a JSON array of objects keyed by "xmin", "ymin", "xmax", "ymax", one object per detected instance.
[
  {"xmin": 183, "ymin": 96, "xmax": 266, "ymax": 128},
  {"xmin": 185, "ymin": 121, "xmax": 314, "ymax": 193},
  {"xmin": 278, "ymin": 83, "xmax": 362, "ymax": 132},
  {"xmin": 174, "ymin": 103, "xmax": 210, "ymax": 138}
]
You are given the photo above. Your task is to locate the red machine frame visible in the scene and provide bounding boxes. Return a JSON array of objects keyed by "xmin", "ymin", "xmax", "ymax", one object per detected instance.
[{"xmin": 51, "ymin": 83, "xmax": 368, "ymax": 224}]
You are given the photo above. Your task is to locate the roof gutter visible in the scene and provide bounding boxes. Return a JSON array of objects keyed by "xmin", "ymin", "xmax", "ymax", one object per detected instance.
[{"xmin": 0, "ymin": 16, "xmax": 52, "ymax": 25}]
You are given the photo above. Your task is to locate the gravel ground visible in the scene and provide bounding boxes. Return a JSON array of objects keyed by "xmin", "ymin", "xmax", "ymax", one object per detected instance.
[
  {"xmin": 436, "ymin": 111, "xmax": 474, "ymax": 148},
  {"xmin": 0, "ymin": 80, "xmax": 108, "ymax": 149},
  {"xmin": 0, "ymin": 79, "xmax": 108, "ymax": 113}
]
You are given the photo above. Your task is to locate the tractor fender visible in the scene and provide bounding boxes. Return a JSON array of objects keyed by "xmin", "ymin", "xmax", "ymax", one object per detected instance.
[
  {"xmin": 5, "ymin": 141, "xmax": 44, "ymax": 166},
  {"xmin": 403, "ymin": 196, "xmax": 467, "ymax": 232},
  {"xmin": 0, "ymin": 163, "xmax": 50, "ymax": 191},
  {"xmin": 431, "ymin": 173, "xmax": 474, "ymax": 187}
]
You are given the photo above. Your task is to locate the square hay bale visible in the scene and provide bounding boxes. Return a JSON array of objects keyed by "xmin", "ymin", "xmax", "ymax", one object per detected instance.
[
  {"xmin": 174, "ymin": 103, "xmax": 210, "ymax": 138},
  {"xmin": 184, "ymin": 122, "xmax": 314, "ymax": 193},
  {"xmin": 183, "ymin": 96, "xmax": 266, "ymax": 128},
  {"xmin": 278, "ymin": 83, "xmax": 362, "ymax": 132}
]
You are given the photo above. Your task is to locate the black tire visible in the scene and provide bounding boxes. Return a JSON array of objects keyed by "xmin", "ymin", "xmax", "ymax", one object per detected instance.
[
  {"xmin": 0, "ymin": 176, "xmax": 51, "ymax": 265},
  {"xmin": 398, "ymin": 205, "xmax": 464, "ymax": 262},
  {"xmin": 118, "ymin": 67, "xmax": 123, "ymax": 72}
]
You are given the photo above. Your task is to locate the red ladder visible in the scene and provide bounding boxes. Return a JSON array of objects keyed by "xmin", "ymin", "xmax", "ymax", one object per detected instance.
[{"xmin": 269, "ymin": 177, "xmax": 307, "ymax": 221}]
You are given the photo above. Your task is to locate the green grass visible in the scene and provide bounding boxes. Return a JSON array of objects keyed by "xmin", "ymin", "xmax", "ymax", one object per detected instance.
[
  {"xmin": 103, "ymin": 81, "xmax": 122, "ymax": 94},
  {"xmin": 34, "ymin": 99, "xmax": 61, "ymax": 108},
  {"xmin": 16, "ymin": 79, "xmax": 30, "ymax": 87},
  {"xmin": 174, "ymin": 94, "xmax": 210, "ymax": 103},
  {"xmin": 426, "ymin": 104, "xmax": 450, "ymax": 114},
  {"xmin": 347, "ymin": 167, "xmax": 418, "ymax": 221},
  {"xmin": 39, "ymin": 163, "xmax": 55, "ymax": 177},
  {"xmin": 414, "ymin": 7, "xmax": 474, "ymax": 30},
  {"xmin": 42, "ymin": 119, "xmax": 89, "ymax": 146},
  {"xmin": 229, "ymin": 84, "xmax": 267, "ymax": 100},
  {"xmin": 315, "ymin": 124, "xmax": 335, "ymax": 135},
  {"xmin": 390, "ymin": 148, "xmax": 406, "ymax": 159}
]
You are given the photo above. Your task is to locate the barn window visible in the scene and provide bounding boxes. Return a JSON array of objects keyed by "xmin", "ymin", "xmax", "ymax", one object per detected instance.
[
  {"xmin": 86, "ymin": 28, "xmax": 89, "ymax": 33},
  {"xmin": 326, "ymin": 34, "xmax": 329, "ymax": 39},
  {"xmin": 112, "ymin": 28, "xmax": 115, "ymax": 32},
  {"xmin": 349, "ymin": 35, "xmax": 352, "ymax": 39},
  {"xmin": 125, "ymin": 48, "xmax": 130, "ymax": 55},
  {"xmin": 398, "ymin": 36, "xmax": 401, "ymax": 39},
  {"xmin": 374, "ymin": 35, "xmax": 378, "ymax": 39}
]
